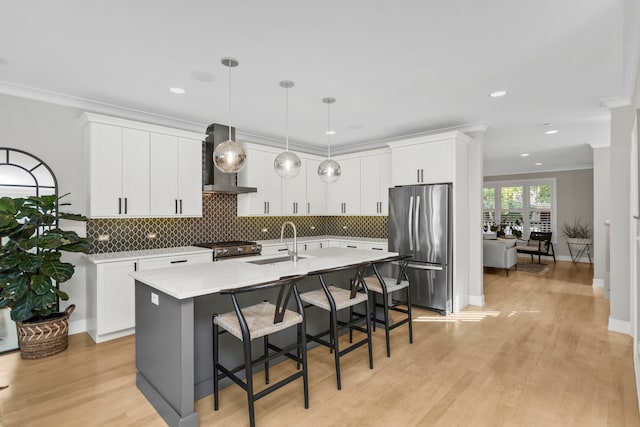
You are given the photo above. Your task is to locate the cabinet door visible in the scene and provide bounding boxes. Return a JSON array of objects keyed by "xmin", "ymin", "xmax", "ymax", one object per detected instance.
[
  {"xmin": 306, "ymin": 158, "xmax": 326, "ymax": 215},
  {"xmin": 281, "ymin": 163, "xmax": 307, "ymax": 215},
  {"xmin": 391, "ymin": 145, "xmax": 421, "ymax": 186},
  {"xmin": 97, "ymin": 261, "xmax": 136, "ymax": 334},
  {"xmin": 238, "ymin": 149, "xmax": 282, "ymax": 216},
  {"xmin": 149, "ymin": 133, "xmax": 179, "ymax": 215},
  {"xmin": 326, "ymin": 157, "xmax": 361, "ymax": 215},
  {"xmin": 137, "ymin": 253, "xmax": 212, "ymax": 270},
  {"xmin": 177, "ymin": 138, "xmax": 202, "ymax": 216},
  {"xmin": 89, "ymin": 123, "xmax": 123, "ymax": 217},
  {"xmin": 419, "ymin": 140, "xmax": 454, "ymax": 184},
  {"xmin": 121, "ymin": 128, "xmax": 150, "ymax": 216},
  {"xmin": 360, "ymin": 155, "xmax": 381, "ymax": 215},
  {"xmin": 379, "ymin": 153, "xmax": 391, "ymax": 215}
]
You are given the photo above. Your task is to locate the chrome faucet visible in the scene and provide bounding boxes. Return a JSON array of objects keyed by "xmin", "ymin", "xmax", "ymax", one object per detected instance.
[{"xmin": 280, "ymin": 221, "xmax": 298, "ymax": 262}]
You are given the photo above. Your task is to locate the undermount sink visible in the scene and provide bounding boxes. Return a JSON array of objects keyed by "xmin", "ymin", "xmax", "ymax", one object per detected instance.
[{"xmin": 247, "ymin": 256, "xmax": 306, "ymax": 265}]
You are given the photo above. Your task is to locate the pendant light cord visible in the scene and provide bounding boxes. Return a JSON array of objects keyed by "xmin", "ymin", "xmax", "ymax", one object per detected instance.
[
  {"xmin": 228, "ymin": 62, "xmax": 232, "ymax": 141},
  {"xmin": 285, "ymin": 85, "xmax": 289, "ymax": 152},
  {"xmin": 327, "ymin": 101, "xmax": 331, "ymax": 160}
]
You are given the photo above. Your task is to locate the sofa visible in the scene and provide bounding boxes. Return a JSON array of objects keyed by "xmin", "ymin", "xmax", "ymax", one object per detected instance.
[{"xmin": 483, "ymin": 239, "xmax": 518, "ymax": 276}]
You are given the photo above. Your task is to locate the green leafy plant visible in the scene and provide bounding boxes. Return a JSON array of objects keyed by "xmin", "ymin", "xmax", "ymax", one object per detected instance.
[
  {"xmin": 0, "ymin": 194, "xmax": 90, "ymax": 322},
  {"xmin": 559, "ymin": 218, "xmax": 592, "ymax": 239}
]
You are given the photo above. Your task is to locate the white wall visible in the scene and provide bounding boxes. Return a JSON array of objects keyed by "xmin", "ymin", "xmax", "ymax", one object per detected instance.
[
  {"xmin": 592, "ymin": 146, "xmax": 610, "ymax": 289},
  {"xmin": 467, "ymin": 130, "xmax": 485, "ymax": 306},
  {"xmin": 0, "ymin": 94, "xmax": 88, "ymax": 333}
]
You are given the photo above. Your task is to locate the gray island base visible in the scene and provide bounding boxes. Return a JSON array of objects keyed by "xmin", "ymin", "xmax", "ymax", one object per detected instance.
[{"xmin": 131, "ymin": 247, "xmax": 397, "ymax": 427}]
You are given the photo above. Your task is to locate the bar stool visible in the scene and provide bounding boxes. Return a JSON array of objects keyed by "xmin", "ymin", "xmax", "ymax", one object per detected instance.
[
  {"xmin": 212, "ymin": 276, "xmax": 309, "ymax": 427},
  {"xmin": 300, "ymin": 262, "xmax": 373, "ymax": 390},
  {"xmin": 362, "ymin": 255, "xmax": 413, "ymax": 357}
]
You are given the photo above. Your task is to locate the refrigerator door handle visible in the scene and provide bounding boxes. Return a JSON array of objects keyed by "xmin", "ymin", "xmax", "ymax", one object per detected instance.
[
  {"xmin": 415, "ymin": 195, "xmax": 420, "ymax": 251},
  {"xmin": 408, "ymin": 196, "xmax": 414, "ymax": 251},
  {"xmin": 405, "ymin": 262, "xmax": 444, "ymax": 271}
]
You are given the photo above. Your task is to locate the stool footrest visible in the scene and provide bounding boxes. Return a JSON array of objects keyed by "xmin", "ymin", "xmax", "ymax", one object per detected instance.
[{"xmin": 254, "ymin": 371, "xmax": 304, "ymax": 401}]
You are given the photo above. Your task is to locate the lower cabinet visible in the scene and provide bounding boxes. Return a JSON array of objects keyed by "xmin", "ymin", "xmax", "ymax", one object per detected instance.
[{"xmin": 86, "ymin": 253, "xmax": 211, "ymax": 343}]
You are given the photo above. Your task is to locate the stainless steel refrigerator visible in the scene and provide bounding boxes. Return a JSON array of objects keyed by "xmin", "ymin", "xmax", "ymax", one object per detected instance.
[{"xmin": 388, "ymin": 184, "xmax": 452, "ymax": 314}]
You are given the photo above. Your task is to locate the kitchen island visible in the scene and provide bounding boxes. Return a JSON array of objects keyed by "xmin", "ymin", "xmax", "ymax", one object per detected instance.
[{"xmin": 130, "ymin": 247, "xmax": 397, "ymax": 427}]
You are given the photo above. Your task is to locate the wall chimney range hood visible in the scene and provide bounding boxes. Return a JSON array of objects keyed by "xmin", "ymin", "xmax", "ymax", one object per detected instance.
[{"xmin": 202, "ymin": 123, "xmax": 257, "ymax": 194}]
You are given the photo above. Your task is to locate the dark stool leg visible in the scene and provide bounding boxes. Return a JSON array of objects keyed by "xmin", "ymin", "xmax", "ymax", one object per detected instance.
[
  {"xmin": 213, "ymin": 321, "xmax": 220, "ymax": 411},
  {"xmin": 364, "ymin": 297, "xmax": 373, "ymax": 369},
  {"xmin": 330, "ymin": 309, "xmax": 341, "ymax": 390},
  {"xmin": 301, "ymin": 318, "xmax": 309, "ymax": 408},
  {"xmin": 242, "ymin": 335, "xmax": 255, "ymax": 427},
  {"xmin": 407, "ymin": 284, "xmax": 413, "ymax": 344},
  {"xmin": 349, "ymin": 306, "xmax": 354, "ymax": 343},
  {"xmin": 382, "ymin": 288, "xmax": 391, "ymax": 357},
  {"xmin": 371, "ymin": 292, "xmax": 377, "ymax": 332},
  {"xmin": 296, "ymin": 323, "xmax": 302, "ymax": 370},
  {"xmin": 264, "ymin": 335, "xmax": 270, "ymax": 384}
]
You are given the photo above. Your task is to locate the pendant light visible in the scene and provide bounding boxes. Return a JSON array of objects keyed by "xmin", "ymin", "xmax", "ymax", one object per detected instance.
[
  {"xmin": 213, "ymin": 57, "xmax": 247, "ymax": 173},
  {"xmin": 318, "ymin": 97, "xmax": 341, "ymax": 183},
  {"xmin": 274, "ymin": 80, "xmax": 302, "ymax": 178}
]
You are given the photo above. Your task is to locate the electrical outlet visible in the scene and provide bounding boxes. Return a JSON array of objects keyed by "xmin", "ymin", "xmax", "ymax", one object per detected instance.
[
  {"xmin": 151, "ymin": 293, "xmax": 159, "ymax": 305},
  {"xmin": 98, "ymin": 234, "xmax": 110, "ymax": 241},
  {"xmin": 146, "ymin": 233, "xmax": 157, "ymax": 239}
]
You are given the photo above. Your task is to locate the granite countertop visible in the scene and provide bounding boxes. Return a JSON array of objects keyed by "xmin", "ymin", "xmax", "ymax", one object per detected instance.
[
  {"xmin": 258, "ymin": 235, "xmax": 387, "ymax": 245},
  {"xmin": 130, "ymin": 247, "xmax": 397, "ymax": 300},
  {"xmin": 85, "ymin": 246, "xmax": 213, "ymax": 264}
]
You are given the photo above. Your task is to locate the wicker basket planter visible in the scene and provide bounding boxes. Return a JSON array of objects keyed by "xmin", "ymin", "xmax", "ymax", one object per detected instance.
[{"xmin": 16, "ymin": 305, "xmax": 75, "ymax": 360}]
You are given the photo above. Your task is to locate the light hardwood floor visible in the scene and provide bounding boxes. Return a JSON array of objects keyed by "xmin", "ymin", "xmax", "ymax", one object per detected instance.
[{"xmin": 1, "ymin": 260, "xmax": 638, "ymax": 426}]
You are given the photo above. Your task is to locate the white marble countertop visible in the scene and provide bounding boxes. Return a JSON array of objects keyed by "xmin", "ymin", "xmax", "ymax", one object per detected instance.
[
  {"xmin": 85, "ymin": 246, "xmax": 213, "ymax": 264},
  {"xmin": 130, "ymin": 247, "xmax": 397, "ymax": 300},
  {"xmin": 258, "ymin": 235, "xmax": 387, "ymax": 245}
]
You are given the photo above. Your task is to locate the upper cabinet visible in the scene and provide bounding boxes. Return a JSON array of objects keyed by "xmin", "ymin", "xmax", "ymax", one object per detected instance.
[
  {"xmin": 326, "ymin": 156, "xmax": 361, "ymax": 215},
  {"xmin": 360, "ymin": 150, "xmax": 391, "ymax": 215},
  {"xmin": 149, "ymin": 134, "xmax": 202, "ymax": 217},
  {"xmin": 237, "ymin": 143, "xmax": 282, "ymax": 216},
  {"xmin": 82, "ymin": 113, "xmax": 204, "ymax": 218},
  {"xmin": 305, "ymin": 157, "xmax": 326, "ymax": 215},
  {"xmin": 85, "ymin": 122, "xmax": 150, "ymax": 217},
  {"xmin": 281, "ymin": 157, "xmax": 307, "ymax": 216},
  {"xmin": 387, "ymin": 132, "xmax": 471, "ymax": 186}
]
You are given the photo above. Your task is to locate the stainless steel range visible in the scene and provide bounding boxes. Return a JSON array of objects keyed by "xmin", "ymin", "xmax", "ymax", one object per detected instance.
[{"xmin": 193, "ymin": 240, "xmax": 262, "ymax": 260}]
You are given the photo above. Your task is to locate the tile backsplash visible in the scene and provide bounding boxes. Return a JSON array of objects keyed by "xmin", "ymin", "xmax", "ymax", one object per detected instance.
[{"xmin": 87, "ymin": 194, "xmax": 387, "ymax": 253}]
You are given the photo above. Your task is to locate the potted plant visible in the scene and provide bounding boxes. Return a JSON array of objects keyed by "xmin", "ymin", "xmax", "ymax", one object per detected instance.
[
  {"xmin": 0, "ymin": 194, "xmax": 90, "ymax": 359},
  {"xmin": 559, "ymin": 218, "xmax": 592, "ymax": 245}
]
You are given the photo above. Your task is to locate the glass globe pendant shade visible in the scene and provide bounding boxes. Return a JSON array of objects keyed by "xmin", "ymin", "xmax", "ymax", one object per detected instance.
[
  {"xmin": 274, "ymin": 150, "xmax": 302, "ymax": 178},
  {"xmin": 318, "ymin": 158, "xmax": 341, "ymax": 183},
  {"xmin": 213, "ymin": 139, "xmax": 247, "ymax": 173}
]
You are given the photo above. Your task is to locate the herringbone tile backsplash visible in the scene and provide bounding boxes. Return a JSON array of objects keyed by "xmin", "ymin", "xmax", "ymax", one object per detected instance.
[{"xmin": 87, "ymin": 194, "xmax": 387, "ymax": 253}]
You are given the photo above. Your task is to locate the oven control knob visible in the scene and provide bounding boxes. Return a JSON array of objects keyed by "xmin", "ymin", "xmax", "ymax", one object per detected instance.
[
  {"xmin": 222, "ymin": 249, "xmax": 229, "ymax": 255},
  {"xmin": 251, "ymin": 246, "xmax": 259, "ymax": 252},
  {"xmin": 237, "ymin": 247, "xmax": 244, "ymax": 253}
]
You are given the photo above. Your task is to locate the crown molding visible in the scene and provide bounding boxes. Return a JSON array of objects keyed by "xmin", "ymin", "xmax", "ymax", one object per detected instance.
[
  {"xmin": 589, "ymin": 142, "xmax": 610, "ymax": 149},
  {"xmin": 600, "ymin": 96, "xmax": 632, "ymax": 109}
]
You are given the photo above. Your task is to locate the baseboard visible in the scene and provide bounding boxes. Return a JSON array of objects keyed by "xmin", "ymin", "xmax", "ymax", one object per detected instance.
[
  {"xmin": 68, "ymin": 319, "xmax": 87, "ymax": 336},
  {"xmin": 592, "ymin": 278, "xmax": 605, "ymax": 288},
  {"xmin": 468, "ymin": 294, "xmax": 485, "ymax": 307},
  {"xmin": 608, "ymin": 317, "xmax": 632, "ymax": 335}
]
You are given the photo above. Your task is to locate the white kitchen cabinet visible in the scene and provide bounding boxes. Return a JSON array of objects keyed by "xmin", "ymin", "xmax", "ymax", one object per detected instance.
[
  {"xmin": 360, "ymin": 150, "xmax": 391, "ymax": 215},
  {"xmin": 86, "ymin": 122, "xmax": 150, "ymax": 217},
  {"xmin": 86, "ymin": 260, "xmax": 137, "ymax": 343},
  {"xmin": 86, "ymin": 251, "xmax": 212, "ymax": 343},
  {"xmin": 281, "ymin": 161, "xmax": 307, "ymax": 215},
  {"xmin": 388, "ymin": 132, "xmax": 470, "ymax": 186},
  {"xmin": 237, "ymin": 144, "xmax": 282, "ymax": 216},
  {"xmin": 297, "ymin": 241, "xmax": 324, "ymax": 252},
  {"xmin": 261, "ymin": 244, "xmax": 290, "ymax": 256},
  {"xmin": 326, "ymin": 156, "xmax": 361, "ymax": 215},
  {"xmin": 305, "ymin": 158, "xmax": 326, "ymax": 215},
  {"xmin": 149, "ymin": 134, "xmax": 202, "ymax": 217}
]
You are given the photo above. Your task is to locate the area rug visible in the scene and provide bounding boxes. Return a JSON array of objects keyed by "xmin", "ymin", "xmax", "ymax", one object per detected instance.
[{"xmin": 516, "ymin": 262, "xmax": 550, "ymax": 275}]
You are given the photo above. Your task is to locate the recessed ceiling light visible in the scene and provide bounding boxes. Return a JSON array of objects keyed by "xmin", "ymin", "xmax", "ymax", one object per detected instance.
[
  {"xmin": 169, "ymin": 87, "xmax": 186, "ymax": 94},
  {"xmin": 521, "ymin": 153, "xmax": 530, "ymax": 157},
  {"xmin": 535, "ymin": 162, "xmax": 543, "ymax": 166},
  {"xmin": 489, "ymin": 90, "xmax": 507, "ymax": 98},
  {"xmin": 325, "ymin": 130, "xmax": 336, "ymax": 135},
  {"xmin": 545, "ymin": 129, "xmax": 558, "ymax": 135}
]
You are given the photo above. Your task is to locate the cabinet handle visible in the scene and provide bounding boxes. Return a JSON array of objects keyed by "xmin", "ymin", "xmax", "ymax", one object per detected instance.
[
  {"xmin": 264, "ymin": 201, "xmax": 267, "ymax": 214},
  {"xmin": 267, "ymin": 201, "xmax": 270, "ymax": 214},
  {"xmin": 175, "ymin": 199, "xmax": 178, "ymax": 214},
  {"xmin": 417, "ymin": 169, "xmax": 420, "ymax": 182},
  {"xmin": 304, "ymin": 244, "xmax": 307, "ymax": 250},
  {"xmin": 372, "ymin": 247, "xmax": 383, "ymax": 251},
  {"xmin": 170, "ymin": 259, "xmax": 187, "ymax": 264},
  {"xmin": 421, "ymin": 169, "xmax": 424, "ymax": 183},
  {"xmin": 134, "ymin": 262, "xmax": 137, "ymax": 272},
  {"xmin": 278, "ymin": 248, "xmax": 288, "ymax": 252},
  {"xmin": 347, "ymin": 245, "xmax": 357, "ymax": 249},
  {"xmin": 180, "ymin": 199, "xmax": 183, "ymax": 214},
  {"xmin": 124, "ymin": 198, "xmax": 128, "ymax": 214},
  {"xmin": 118, "ymin": 198, "xmax": 122, "ymax": 214},
  {"xmin": 307, "ymin": 202, "xmax": 310, "ymax": 214},
  {"xmin": 293, "ymin": 202, "xmax": 296, "ymax": 214},
  {"xmin": 319, "ymin": 242, "xmax": 323, "ymax": 248}
]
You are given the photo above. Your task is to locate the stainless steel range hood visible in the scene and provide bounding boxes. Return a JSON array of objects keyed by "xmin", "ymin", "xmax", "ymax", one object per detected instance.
[{"xmin": 202, "ymin": 123, "xmax": 257, "ymax": 194}]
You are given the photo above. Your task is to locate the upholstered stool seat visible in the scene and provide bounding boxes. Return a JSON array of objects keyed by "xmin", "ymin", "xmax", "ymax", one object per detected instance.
[
  {"xmin": 300, "ymin": 285, "xmax": 368, "ymax": 311},
  {"xmin": 363, "ymin": 276, "xmax": 409, "ymax": 294},
  {"xmin": 214, "ymin": 301, "xmax": 303, "ymax": 340}
]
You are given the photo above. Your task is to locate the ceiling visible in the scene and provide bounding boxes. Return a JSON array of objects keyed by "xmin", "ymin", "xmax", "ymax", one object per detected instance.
[{"xmin": 1, "ymin": 1, "xmax": 637, "ymax": 176}]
